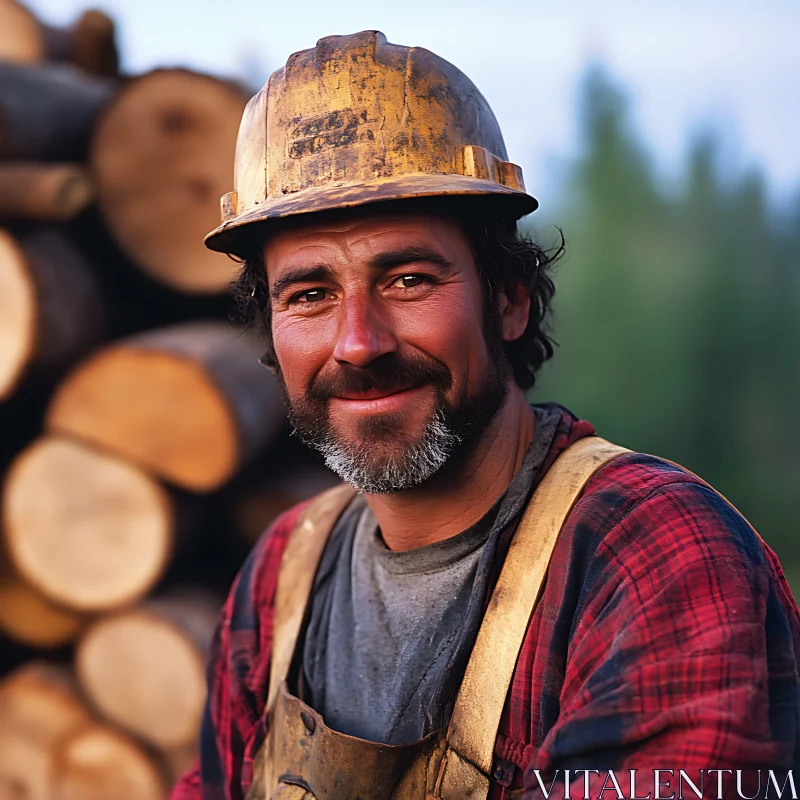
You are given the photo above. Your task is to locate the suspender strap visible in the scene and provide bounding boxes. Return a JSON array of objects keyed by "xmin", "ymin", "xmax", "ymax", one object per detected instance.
[
  {"xmin": 434, "ymin": 436, "xmax": 629, "ymax": 798},
  {"xmin": 267, "ymin": 483, "xmax": 357, "ymax": 710},
  {"xmin": 265, "ymin": 436, "xmax": 630, "ymax": 799}
]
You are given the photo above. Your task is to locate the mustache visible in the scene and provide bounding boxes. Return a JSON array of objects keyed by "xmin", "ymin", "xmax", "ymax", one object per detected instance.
[{"xmin": 308, "ymin": 352, "xmax": 452, "ymax": 401}]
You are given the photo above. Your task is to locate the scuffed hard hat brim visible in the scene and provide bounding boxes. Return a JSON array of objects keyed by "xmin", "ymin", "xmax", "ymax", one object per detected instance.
[{"xmin": 204, "ymin": 173, "xmax": 538, "ymax": 258}]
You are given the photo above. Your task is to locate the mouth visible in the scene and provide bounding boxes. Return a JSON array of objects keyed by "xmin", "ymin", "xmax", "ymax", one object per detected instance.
[{"xmin": 329, "ymin": 385, "xmax": 430, "ymax": 414}]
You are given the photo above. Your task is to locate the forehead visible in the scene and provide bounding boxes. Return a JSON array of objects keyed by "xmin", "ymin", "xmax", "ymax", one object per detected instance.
[{"xmin": 262, "ymin": 210, "xmax": 472, "ymax": 269}]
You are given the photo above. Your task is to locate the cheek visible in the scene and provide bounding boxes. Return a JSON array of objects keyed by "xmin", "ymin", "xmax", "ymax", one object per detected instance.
[
  {"xmin": 392, "ymin": 289, "xmax": 488, "ymax": 386},
  {"xmin": 271, "ymin": 314, "xmax": 333, "ymax": 390}
]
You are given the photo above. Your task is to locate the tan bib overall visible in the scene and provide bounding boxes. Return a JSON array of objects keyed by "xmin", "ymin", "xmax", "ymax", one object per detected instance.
[{"xmin": 247, "ymin": 437, "xmax": 630, "ymax": 800}]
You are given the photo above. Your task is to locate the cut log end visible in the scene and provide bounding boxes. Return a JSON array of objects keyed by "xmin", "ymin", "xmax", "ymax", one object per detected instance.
[
  {"xmin": 0, "ymin": 734, "xmax": 53, "ymax": 800},
  {"xmin": 0, "ymin": 227, "xmax": 105, "ymax": 399},
  {"xmin": 48, "ymin": 344, "xmax": 238, "ymax": 490},
  {"xmin": 77, "ymin": 604, "xmax": 212, "ymax": 749},
  {"xmin": 47, "ymin": 322, "xmax": 282, "ymax": 491},
  {"xmin": 0, "ymin": 663, "xmax": 89, "ymax": 740},
  {"xmin": 3, "ymin": 437, "xmax": 173, "ymax": 612},
  {"xmin": 0, "ymin": 0, "xmax": 44, "ymax": 64},
  {"xmin": 53, "ymin": 724, "xmax": 166, "ymax": 800},
  {"xmin": 70, "ymin": 10, "xmax": 118, "ymax": 77},
  {"xmin": 0, "ymin": 2, "xmax": 118, "ymax": 76},
  {"xmin": 0, "ymin": 229, "xmax": 36, "ymax": 399},
  {"xmin": 0, "ymin": 663, "xmax": 90, "ymax": 800},
  {"xmin": 92, "ymin": 69, "xmax": 247, "ymax": 294}
]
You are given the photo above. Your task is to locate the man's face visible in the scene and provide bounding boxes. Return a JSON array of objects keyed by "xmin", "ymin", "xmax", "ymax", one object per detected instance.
[{"xmin": 264, "ymin": 211, "xmax": 513, "ymax": 493}]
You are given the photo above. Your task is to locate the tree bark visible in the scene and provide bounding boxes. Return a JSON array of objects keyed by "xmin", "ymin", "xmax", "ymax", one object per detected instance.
[
  {"xmin": 47, "ymin": 321, "xmax": 284, "ymax": 491},
  {"xmin": 91, "ymin": 68, "xmax": 247, "ymax": 293},
  {"xmin": 0, "ymin": 163, "xmax": 94, "ymax": 221},
  {"xmin": 0, "ymin": 62, "xmax": 114, "ymax": 161},
  {"xmin": 234, "ymin": 462, "xmax": 339, "ymax": 545},
  {"xmin": 3, "ymin": 436, "xmax": 174, "ymax": 612},
  {"xmin": 43, "ymin": 10, "xmax": 119, "ymax": 78}
]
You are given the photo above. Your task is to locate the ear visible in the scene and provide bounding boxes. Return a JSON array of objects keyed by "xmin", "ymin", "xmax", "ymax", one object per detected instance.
[{"xmin": 497, "ymin": 284, "xmax": 530, "ymax": 342}]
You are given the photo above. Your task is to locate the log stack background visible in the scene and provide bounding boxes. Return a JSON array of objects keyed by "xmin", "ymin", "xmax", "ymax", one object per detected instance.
[{"xmin": 0, "ymin": 3, "xmax": 337, "ymax": 795}]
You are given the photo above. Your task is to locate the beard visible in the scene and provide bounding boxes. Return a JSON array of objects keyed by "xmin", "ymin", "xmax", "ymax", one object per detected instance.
[{"xmin": 275, "ymin": 335, "xmax": 511, "ymax": 494}]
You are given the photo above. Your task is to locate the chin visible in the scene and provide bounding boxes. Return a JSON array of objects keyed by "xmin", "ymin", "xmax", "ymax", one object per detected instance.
[{"xmin": 339, "ymin": 410, "xmax": 428, "ymax": 442}]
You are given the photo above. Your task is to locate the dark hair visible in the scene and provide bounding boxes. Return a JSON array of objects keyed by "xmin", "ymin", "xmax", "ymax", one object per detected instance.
[{"xmin": 229, "ymin": 203, "xmax": 562, "ymax": 391}]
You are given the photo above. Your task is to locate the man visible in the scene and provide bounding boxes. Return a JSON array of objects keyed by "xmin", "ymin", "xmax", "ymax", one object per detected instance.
[{"xmin": 173, "ymin": 31, "xmax": 800, "ymax": 800}]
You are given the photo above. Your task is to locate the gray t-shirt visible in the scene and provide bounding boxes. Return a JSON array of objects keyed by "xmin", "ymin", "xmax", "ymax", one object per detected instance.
[{"xmin": 298, "ymin": 404, "xmax": 560, "ymax": 745}]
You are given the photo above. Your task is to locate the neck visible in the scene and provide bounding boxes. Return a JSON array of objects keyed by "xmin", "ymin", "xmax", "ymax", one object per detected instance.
[{"xmin": 365, "ymin": 386, "xmax": 535, "ymax": 551}]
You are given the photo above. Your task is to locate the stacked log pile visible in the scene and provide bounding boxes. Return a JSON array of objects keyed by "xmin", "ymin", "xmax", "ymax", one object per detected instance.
[{"xmin": 0, "ymin": 3, "xmax": 338, "ymax": 797}]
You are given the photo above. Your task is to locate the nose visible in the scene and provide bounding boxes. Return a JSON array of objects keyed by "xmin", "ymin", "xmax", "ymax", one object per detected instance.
[{"xmin": 332, "ymin": 293, "xmax": 398, "ymax": 367}]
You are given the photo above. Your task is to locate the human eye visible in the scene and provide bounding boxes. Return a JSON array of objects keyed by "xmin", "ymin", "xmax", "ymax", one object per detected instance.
[
  {"xmin": 290, "ymin": 288, "xmax": 331, "ymax": 304},
  {"xmin": 390, "ymin": 274, "xmax": 431, "ymax": 290}
]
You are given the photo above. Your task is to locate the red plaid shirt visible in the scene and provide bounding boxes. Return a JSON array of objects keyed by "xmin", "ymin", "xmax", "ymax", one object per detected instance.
[{"xmin": 172, "ymin": 409, "xmax": 800, "ymax": 800}]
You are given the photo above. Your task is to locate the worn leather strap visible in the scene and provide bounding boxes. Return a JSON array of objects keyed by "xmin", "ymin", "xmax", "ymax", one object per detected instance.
[
  {"xmin": 434, "ymin": 436, "xmax": 630, "ymax": 796},
  {"xmin": 267, "ymin": 483, "xmax": 357, "ymax": 711}
]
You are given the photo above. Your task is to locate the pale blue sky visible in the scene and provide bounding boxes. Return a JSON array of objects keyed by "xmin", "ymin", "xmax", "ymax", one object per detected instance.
[{"xmin": 28, "ymin": 0, "xmax": 800, "ymax": 208}]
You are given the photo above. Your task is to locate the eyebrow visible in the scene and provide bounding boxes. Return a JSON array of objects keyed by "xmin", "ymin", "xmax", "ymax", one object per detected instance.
[
  {"xmin": 269, "ymin": 246, "xmax": 455, "ymax": 300},
  {"xmin": 370, "ymin": 246, "xmax": 455, "ymax": 272},
  {"xmin": 270, "ymin": 266, "xmax": 332, "ymax": 299}
]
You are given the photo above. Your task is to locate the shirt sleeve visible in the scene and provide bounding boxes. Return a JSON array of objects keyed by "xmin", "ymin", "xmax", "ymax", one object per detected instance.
[
  {"xmin": 521, "ymin": 476, "xmax": 800, "ymax": 797},
  {"xmin": 168, "ymin": 570, "xmax": 248, "ymax": 800},
  {"xmin": 169, "ymin": 505, "xmax": 303, "ymax": 800}
]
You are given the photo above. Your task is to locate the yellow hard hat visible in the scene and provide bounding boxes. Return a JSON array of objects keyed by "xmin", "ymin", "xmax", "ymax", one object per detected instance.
[{"xmin": 204, "ymin": 30, "xmax": 537, "ymax": 256}]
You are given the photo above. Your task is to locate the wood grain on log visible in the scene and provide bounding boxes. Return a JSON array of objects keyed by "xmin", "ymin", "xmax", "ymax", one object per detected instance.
[
  {"xmin": 91, "ymin": 69, "xmax": 247, "ymax": 293},
  {"xmin": 0, "ymin": 662, "xmax": 88, "ymax": 736},
  {"xmin": 0, "ymin": 163, "xmax": 94, "ymax": 221},
  {"xmin": 0, "ymin": 663, "xmax": 90, "ymax": 800},
  {"xmin": 3, "ymin": 436, "xmax": 173, "ymax": 612},
  {"xmin": 47, "ymin": 321, "xmax": 283, "ymax": 491},
  {"xmin": 76, "ymin": 592, "xmax": 218, "ymax": 749},
  {"xmin": 0, "ymin": 229, "xmax": 35, "ymax": 399},
  {"xmin": 52, "ymin": 723, "xmax": 166, "ymax": 800},
  {"xmin": 0, "ymin": 62, "xmax": 114, "ymax": 161},
  {"xmin": 0, "ymin": 228, "xmax": 105, "ymax": 400}
]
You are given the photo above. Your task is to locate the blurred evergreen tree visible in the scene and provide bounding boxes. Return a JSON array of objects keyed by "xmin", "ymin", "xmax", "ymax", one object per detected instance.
[{"xmin": 531, "ymin": 67, "xmax": 800, "ymax": 563}]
